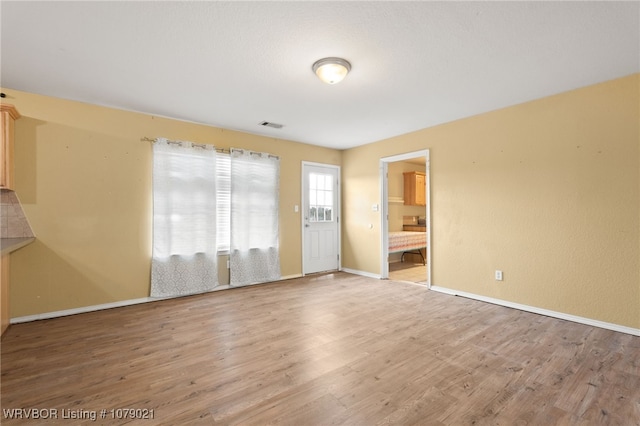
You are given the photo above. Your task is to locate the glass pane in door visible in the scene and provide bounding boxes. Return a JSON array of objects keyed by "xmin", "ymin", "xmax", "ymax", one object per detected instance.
[{"xmin": 308, "ymin": 172, "xmax": 334, "ymax": 223}]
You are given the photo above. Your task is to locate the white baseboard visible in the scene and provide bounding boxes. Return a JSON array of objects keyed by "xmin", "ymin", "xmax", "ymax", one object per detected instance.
[
  {"xmin": 430, "ymin": 285, "xmax": 640, "ymax": 337},
  {"xmin": 14, "ymin": 277, "xmax": 636, "ymax": 337},
  {"xmin": 11, "ymin": 297, "xmax": 155, "ymax": 324},
  {"xmin": 280, "ymin": 274, "xmax": 304, "ymax": 281},
  {"xmin": 340, "ymin": 267, "xmax": 381, "ymax": 279},
  {"xmin": 11, "ymin": 274, "xmax": 306, "ymax": 325}
]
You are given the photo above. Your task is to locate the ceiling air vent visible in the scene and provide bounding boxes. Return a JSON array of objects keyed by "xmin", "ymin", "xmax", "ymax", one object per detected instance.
[{"xmin": 259, "ymin": 121, "xmax": 284, "ymax": 129}]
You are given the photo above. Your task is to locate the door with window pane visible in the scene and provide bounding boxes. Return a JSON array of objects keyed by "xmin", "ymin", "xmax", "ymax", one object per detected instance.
[{"xmin": 302, "ymin": 163, "xmax": 340, "ymax": 274}]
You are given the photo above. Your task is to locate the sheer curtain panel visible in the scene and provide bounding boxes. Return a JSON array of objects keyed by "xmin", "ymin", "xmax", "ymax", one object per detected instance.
[
  {"xmin": 230, "ymin": 149, "xmax": 281, "ymax": 286},
  {"xmin": 151, "ymin": 139, "xmax": 219, "ymax": 297}
]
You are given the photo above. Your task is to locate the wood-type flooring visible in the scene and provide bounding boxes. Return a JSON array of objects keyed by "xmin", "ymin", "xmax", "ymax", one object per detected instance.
[{"xmin": 1, "ymin": 272, "xmax": 639, "ymax": 425}]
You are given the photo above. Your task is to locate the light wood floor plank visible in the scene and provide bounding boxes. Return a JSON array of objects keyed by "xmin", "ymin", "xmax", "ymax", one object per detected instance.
[{"xmin": 1, "ymin": 272, "xmax": 639, "ymax": 425}]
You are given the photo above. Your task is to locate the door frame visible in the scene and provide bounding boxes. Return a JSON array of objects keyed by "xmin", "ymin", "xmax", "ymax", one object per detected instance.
[
  {"xmin": 301, "ymin": 161, "xmax": 342, "ymax": 276},
  {"xmin": 379, "ymin": 150, "xmax": 431, "ymax": 287}
]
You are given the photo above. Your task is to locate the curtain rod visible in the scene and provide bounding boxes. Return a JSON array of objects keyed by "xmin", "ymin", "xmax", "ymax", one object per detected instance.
[
  {"xmin": 231, "ymin": 148, "xmax": 279, "ymax": 160},
  {"xmin": 141, "ymin": 137, "xmax": 229, "ymax": 154},
  {"xmin": 142, "ymin": 137, "xmax": 279, "ymax": 159}
]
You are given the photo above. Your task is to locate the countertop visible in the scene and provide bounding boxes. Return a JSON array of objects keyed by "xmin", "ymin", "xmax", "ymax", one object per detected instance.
[{"xmin": 1, "ymin": 237, "xmax": 36, "ymax": 255}]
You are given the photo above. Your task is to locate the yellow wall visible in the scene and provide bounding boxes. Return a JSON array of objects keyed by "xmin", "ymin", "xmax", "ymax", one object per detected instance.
[
  {"xmin": 343, "ymin": 74, "xmax": 639, "ymax": 329},
  {"xmin": 3, "ymin": 89, "xmax": 341, "ymax": 317},
  {"xmin": 3, "ymin": 74, "xmax": 639, "ymax": 330}
]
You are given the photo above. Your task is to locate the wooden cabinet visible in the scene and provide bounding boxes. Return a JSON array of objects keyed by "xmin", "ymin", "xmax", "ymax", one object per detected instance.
[
  {"xmin": 1, "ymin": 104, "xmax": 21, "ymax": 190},
  {"xmin": 1, "ymin": 104, "xmax": 20, "ymax": 336},
  {"xmin": 1, "ymin": 254, "xmax": 9, "ymax": 336},
  {"xmin": 403, "ymin": 171, "xmax": 426, "ymax": 206}
]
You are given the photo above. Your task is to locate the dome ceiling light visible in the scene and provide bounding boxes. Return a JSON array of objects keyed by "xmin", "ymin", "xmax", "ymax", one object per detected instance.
[{"xmin": 312, "ymin": 57, "xmax": 351, "ymax": 84}]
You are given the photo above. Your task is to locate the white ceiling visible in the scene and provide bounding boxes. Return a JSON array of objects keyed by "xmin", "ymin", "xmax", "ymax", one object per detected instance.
[{"xmin": 1, "ymin": 1, "xmax": 638, "ymax": 150}]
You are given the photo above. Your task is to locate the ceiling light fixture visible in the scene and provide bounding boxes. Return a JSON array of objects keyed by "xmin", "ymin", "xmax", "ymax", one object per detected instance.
[{"xmin": 312, "ymin": 57, "xmax": 351, "ymax": 84}]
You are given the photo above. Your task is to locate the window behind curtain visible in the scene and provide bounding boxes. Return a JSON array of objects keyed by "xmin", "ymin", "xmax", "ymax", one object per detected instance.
[
  {"xmin": 151, "ymin": 141, "xmax": 279, "ymax": 294},
  {"xmin": 151, "ymin": 139, "xmax": 218, "ymax": 297},
  {"xmin": 216, "ymin": 153, "xmax": 231, "ymax": 252},
  {"xmin": 229, "ymin": 149, "xmax": 281, "ymax": 286}
]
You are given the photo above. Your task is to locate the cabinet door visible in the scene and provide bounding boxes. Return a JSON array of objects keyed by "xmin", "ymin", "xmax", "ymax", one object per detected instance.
[
  {"xmin": 403, "ymin": 172, "xmax": 415, "ymax": 205},
  {"xmin": 403, "ymin": 171, "xmax": 426, "ymax": 206},
  {"xmin": 1, "ymin": 254, "xmax": 9, "ymax": 336},
  {"xmin": 0, "ymin": 105, "xmax": 20, "ymax": 190},
  {"xmin": 415, "ymin": 173, "xmax": 426, "ymax": 206}
]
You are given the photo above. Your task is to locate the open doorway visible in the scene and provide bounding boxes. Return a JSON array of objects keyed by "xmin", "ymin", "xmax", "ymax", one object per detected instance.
[{"xmin": 380, "ymin": 150, "xmax": 430, "ymax": 286}]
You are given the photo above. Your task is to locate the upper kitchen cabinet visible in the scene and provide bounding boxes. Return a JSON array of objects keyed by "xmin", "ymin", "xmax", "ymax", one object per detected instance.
[
  {"xmin": 403, "ymin": 171, "xmax": 426, "ymax": 206},
  {"xmin": 0, "ymin": 104, "xmax": 20, "ymax": 190},
  {"xmin": 0, "ymin": 104, "xmax": 21, "ymax": 190}
]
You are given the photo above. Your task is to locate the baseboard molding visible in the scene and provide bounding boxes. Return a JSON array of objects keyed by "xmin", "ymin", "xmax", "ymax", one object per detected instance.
[
  {"xmin": 430, "ymin": 285, "xmax": 640, "ymax": 337},
  {"xmin": 340, "ymin": 267, "xmax": 381, "ymax": 279},
  {"xmin": 14, "ymin": 277, "xmax": 636, "ymax": 337},
  {"xmin": 11, "ymin": 274, "xmax": 306, "ymax": 325},
  {"xmin": 280, "ymin": 274, "xmax": 304, "ymax": 281},
  {"xmin": 11, "ymin": 297, "xmax": 155, "ymax": 324}
]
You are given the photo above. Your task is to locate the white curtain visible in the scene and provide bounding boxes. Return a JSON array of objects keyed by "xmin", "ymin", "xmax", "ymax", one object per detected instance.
[
  {"xmin": 230, "ymin": 149, "xmax": 281, "ymax": 286},
  {"xmin": 151, "ymin": 139, "xmax": 218, "ymax": 297}
]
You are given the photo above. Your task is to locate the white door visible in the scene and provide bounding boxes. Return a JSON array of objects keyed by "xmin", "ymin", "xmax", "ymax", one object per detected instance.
[{"xmin": 302, "ymin": 163, "xmax": 340, "ymax": 274}]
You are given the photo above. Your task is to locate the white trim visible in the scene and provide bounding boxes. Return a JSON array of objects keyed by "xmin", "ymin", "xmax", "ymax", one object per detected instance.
[
  {"xmin": 301, "ymin": 161, "xmax": 342, "ymax": 276},
  {"xmin": 340, "ymin": 267, "xmax": 381, "ymax": 279},
  {"xmin": 11, "ymin": 297, "xmax": 155, "ymax": 324},
  {"xmin": 393, "ymin": 279, "xmax": 429, "ymax": 288},
  {"xmin": 380, "ymin": 160, "xmax": 389, "ymax": 279},
  {"xmin": 379, "ymin": 150, "xmax": 431, "ymax": 287},
  {"xmin": 11, "ymin": 274, "xmax": 306, "ymax": 324},
  {"xmin": 280, "ymin": 274, "xmax": 304, "ymax": 281},
  {"xmin": 380, "ymin": 150, "xmax": 430, "ymax": 163},
  {"xmin": 15, "ymin": 276, "xmax": 635, "ymax": 337},
  {"xmin": 425, "ymin": 155, "xmax": 432, "ymax": 288},
  {"xmin": 430, "ymin": 285, "xmax": 640, "ymax": 337}
]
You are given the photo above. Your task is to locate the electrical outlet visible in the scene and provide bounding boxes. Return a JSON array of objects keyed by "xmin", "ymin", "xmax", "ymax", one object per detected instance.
[{"xmin": 495, "ymin": 270, "xmax": 503, "ymax": 281}]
